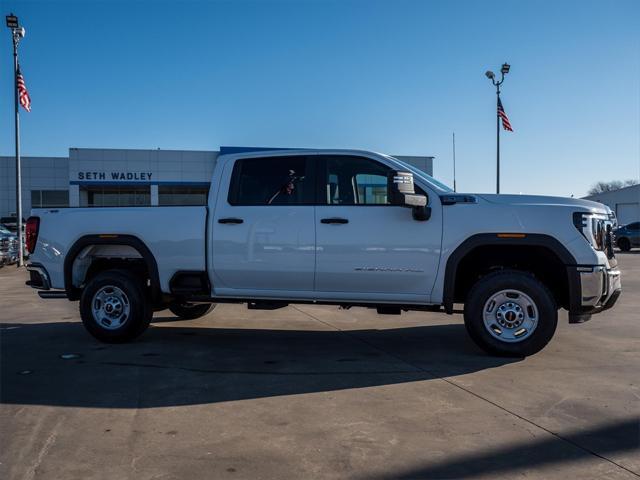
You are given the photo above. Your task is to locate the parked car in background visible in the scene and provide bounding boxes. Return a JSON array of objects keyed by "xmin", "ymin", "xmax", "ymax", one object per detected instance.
[
  {"xmin": 0, "ymin": 216, "xmax": 26, "ymax": 234},
  {"xmin": 614, "ymin": 222, "xmax": 640, "ymax": 252},
  {"xmin": 0, "ymin": 225, "xmax": 20, "ymax": 266}
]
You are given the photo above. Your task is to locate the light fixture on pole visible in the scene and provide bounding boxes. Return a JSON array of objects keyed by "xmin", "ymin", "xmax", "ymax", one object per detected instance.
[
  {"xmin": 485, "ymin": 62, "xmax": 511, "ymax": 194},
  {"xmin": 5, "ymin": 14, "xmax": 18, "ymax": 28},
  {"xmin": 6, "ymin": 12, "xmax": 25, "ymax": 267}
]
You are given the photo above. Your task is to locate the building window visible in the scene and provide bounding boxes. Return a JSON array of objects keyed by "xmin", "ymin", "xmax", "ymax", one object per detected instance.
[
  {"xmin": 81, "ymin": 186, "xmax": 151, "ymax": 207},
  {"xmin": 31, "ymin": 190, "xmax": 69, "ymax": 208},
  {"xmin": 158, "ymin": 185, "xmax": 209, "ymax": 206}
]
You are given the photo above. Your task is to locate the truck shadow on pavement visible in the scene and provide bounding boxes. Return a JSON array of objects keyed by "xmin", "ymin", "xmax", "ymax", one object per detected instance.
[
  {"xmin": 1, "ymin": 320, "xmax": 520, "ymax": 409},
  {"xmin": 364, "ymin": 418, "xmax": 639, "ymax": 479}
]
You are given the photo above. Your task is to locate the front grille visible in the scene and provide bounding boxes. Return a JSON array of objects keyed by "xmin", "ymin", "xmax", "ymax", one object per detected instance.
[{"xmin": 605, "ymin": 225, "xmax": 615, "ymax": 259}]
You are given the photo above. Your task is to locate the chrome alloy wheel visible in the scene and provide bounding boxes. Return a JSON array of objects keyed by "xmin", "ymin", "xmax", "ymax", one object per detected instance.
[
  {"xmin": 482, "ymin": 289, "xmax": 539, "ymax": 343},
  {"xmin": 91, "ymin": 285, "xmax": 131, "ymax": 330}
]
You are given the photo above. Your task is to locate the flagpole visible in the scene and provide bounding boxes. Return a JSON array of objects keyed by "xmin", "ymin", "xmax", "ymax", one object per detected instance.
[
  {"xmin": 10, "ymin": 19, "xmax": 24, "ymax": 267},
  {"xmin": 496, "ymin": 84, "xmax": 500, "ymax": 194},
  {"xmin": 452, "ymin": 132, "xmax": 457, "ymax": 192}
]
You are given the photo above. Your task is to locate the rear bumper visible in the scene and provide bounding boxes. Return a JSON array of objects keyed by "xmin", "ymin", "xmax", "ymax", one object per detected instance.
[
  {"xmin": 568, "ymin": 265, "xmax": 622, "ymax": 323},
  {"xmin": 26, "ymin": 263, "xmax": 52, "ymax": 290}
]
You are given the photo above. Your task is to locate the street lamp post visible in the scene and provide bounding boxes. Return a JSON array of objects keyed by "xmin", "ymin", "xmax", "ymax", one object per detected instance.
[
  {"xmin": 485, "ymin": 63, "xmax": 510, "ymax": 194},
  {"xmin": 6, "ymin": 13, "xmax": 25, "ymax": 267}
]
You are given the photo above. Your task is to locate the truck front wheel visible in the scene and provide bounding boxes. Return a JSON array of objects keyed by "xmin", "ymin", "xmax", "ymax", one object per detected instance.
[
  {"xmin": 168, "ymin": 302, "xmax": 216, "ymax": 320},
  {"xmin": 464, "ymin": 270, "xmax": 557, "ymax": 357},
  {"xmin": 80, "ymin": 269, "xmax": 152, "ymax": 343}
]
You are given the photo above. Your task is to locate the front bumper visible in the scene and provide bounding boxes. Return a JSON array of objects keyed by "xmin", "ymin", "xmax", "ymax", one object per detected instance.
[{"xmin": 568, "ymin": 265, "xmax": 622, "ymax": 323}]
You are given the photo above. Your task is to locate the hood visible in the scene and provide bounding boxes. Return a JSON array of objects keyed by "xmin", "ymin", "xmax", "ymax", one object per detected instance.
[{"xmin": 475, "ymin": 194, "xmax": 610, "ymax": 213}]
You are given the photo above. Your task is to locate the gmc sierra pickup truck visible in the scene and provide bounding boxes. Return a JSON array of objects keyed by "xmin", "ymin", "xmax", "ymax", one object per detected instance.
[{"xmin": 25, "ymin": 149, "xmax": 622, "ymax": 356}]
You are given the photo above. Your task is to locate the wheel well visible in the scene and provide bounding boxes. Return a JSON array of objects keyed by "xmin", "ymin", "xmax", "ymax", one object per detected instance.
[
  {"xmin": 84, "ymin": 257, "xmax": 149, "ymax": 286},
  {"xmin": 451, "ymin": 245, "xmax": 570, "ymax": 309},
  {"xmin": 64, "ymin": 235, "xmax": 161, "ymax": 302}
]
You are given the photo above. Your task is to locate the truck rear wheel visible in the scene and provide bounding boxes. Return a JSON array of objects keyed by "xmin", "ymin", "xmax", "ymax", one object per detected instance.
[
  {"xmin": 464, "ymin": 270, "xmax": 557, "ymax": 357},
  {"xmin": 80, "ymin": 269, "xmax": 152, "ymax": 343},
  {"xmin": 168, "ymin": 302, "xmax": 216, "ymax": 320}
]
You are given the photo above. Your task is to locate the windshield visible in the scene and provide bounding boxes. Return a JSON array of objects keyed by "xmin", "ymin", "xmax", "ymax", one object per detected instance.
[
  {"xmin": 0, "ymin": 225, "xmax": 12, "ymax": 234},
  {"xmin": 382, "ymin": 154, "xmax": 453, "ymax": 192}
]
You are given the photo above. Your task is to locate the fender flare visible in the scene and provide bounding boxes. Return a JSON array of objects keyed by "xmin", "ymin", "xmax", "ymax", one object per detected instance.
[
  {"xmin": 442, "ymin": 233, "xmax": 578, "ymax": 313},
  {"xmin": 64, "ymin": 234, "xmax": 161, "ymax": 301}
]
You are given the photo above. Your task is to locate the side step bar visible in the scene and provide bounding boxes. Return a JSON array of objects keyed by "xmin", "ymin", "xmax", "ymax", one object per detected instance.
[
  {"xmin": 38, "ymin": 291, "xmax": 68, "ymax": 299},
  {"xmin": 248, "ymin": 301, "xmax": 289, "ymax": 311}
]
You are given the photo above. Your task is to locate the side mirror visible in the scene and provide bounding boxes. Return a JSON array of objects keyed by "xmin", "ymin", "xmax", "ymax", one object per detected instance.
[{"xmin": 387, "ymin": 171, "xmax": 431, "ymax": 221}]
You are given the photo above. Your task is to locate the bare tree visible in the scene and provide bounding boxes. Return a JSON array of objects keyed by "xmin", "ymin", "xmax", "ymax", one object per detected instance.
[{"xmin": 587, "ymin": 179, "xmax": 639, "ymax": 196}]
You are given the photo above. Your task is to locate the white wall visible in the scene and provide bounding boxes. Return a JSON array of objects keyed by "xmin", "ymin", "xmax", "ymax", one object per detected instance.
[
  {"xmin": 69, "ymin": 148, "xmax": 219, "ymax": 185},
  {"xmin": 583, "ymin": 184, "xmax": 640, "ymax": 225},
  {"xmin": 0, "ymin": 156, "xmax": 68, "ymax": 218},
  {"xmin": 395, "ymin": 156, "xmax": 434, "ymax": 176}
]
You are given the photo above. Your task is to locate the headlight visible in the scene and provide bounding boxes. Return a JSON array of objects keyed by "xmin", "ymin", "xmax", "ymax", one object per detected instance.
[{"xmin": 573, "ymin": 212, "xmax": 615, "ymax": 258}]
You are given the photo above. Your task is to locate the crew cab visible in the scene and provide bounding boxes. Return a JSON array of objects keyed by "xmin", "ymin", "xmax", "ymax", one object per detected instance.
[{"xmin": 25, "ymin": 149, "xmax": 622, "ymax": 356}]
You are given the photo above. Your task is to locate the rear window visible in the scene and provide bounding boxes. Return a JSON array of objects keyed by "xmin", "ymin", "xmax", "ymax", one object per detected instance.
[{"xmin": 228, "ymin": 156, "xmax": 314, "ymax": 205}]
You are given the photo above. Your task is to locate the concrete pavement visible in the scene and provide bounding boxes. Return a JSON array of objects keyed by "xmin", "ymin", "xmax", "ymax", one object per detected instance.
[{"xmin": 1, "ymin": 254, "xmax": 638, "ymax": 479}]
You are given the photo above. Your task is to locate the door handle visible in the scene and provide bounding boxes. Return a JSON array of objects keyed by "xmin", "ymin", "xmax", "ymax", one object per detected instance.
[
  {"xmin": 321, "ymin": 217, "xmax": 349, "ymax": 224},
  {"xmin": 218, "ymin": 218, "xmax": 244, "ymax": 224}
]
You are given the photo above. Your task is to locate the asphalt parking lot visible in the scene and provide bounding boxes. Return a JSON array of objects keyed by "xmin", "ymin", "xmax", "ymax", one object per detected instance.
[{"xmin": 1, "ymin": 254, "xmax": 638, "ymax": 480}]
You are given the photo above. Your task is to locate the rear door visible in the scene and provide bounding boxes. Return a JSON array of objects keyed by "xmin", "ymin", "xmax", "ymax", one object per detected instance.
[
  {"xmin": 314, "ymin": 155, "xmax": 442, "ymax": 303},
  {"xmin": 210, "ymin": 154, "xmax": 317, "ymax": 296}
]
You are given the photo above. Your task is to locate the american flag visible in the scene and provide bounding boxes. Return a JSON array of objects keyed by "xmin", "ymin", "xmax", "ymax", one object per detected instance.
[
  {"xmin": 17, "ymin": 65, "xmax": 31, "ymax": 112},
  {"xmin": 497, "ymin": 98, "xmax": 512, "ymax": 132}
]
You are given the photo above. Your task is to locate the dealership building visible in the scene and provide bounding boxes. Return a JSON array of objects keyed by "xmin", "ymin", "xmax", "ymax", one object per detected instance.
[
  {"xmin": 0, "ymin": 147, "xmax": 434, "ymax": 217},
  {"xmin": 583, "ymin": 184, "xmax": 640, "ymax": 226}
]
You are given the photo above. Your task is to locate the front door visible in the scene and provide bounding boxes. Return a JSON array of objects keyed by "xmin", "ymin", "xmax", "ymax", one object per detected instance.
[
  {"xmin": 211, "ymin": 154, "xmax": 316, "ymax": 296},
  {"xmin": 314, "ymin": 155, "xmax": 442, "ymax": 303}
]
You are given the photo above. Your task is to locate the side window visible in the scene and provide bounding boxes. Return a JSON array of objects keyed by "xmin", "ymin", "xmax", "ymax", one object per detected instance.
[
  {"xmin": 628, "ymin": 222, "xmax": 640, "ymax": 231},
  {"xmin": 229, "ymin": 156, "xmax": 314, "ymax": 205},
  {"xmin": 323, "ymin": 156, "xmax": 426, "ymax": 205}
]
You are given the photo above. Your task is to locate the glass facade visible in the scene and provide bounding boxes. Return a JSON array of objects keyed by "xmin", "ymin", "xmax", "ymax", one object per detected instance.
[
  {"xmin": 81, "ymin": 186, "xmax": 151, "ymax": 207},
  {"xmin": 31, "ymin": 190, "xmax": 70, "ymax": 208},
  {"xmin": 158, "ymin": 185, "xmax": 209, "ymax": 206}
]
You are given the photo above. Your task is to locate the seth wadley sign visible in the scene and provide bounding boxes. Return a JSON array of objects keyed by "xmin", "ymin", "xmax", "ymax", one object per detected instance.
[{"xmin": 77, "ymin": 172, "xmax": 153, "ymax": 181}]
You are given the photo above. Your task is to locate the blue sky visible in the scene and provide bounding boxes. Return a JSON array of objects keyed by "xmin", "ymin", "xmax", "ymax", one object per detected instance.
[{"xmin": 1, "ymin": 0, "xmax": 638, "ymax": 197}]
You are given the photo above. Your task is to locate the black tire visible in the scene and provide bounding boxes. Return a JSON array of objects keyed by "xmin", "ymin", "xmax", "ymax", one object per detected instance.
[
  {"xmin": 464, "ymin": 270, "xmax": 557, "ymax": 357},
  {"xmin": 80, "ymin": 269, "xmax": 152, "ymax": 343},
  {"xmin": 168, "ymin": 302, "xmax": 216, "ymax": 320},
  {"xmin": 617, "ymin": 237, "xmax": 631, "ymax": 252}
]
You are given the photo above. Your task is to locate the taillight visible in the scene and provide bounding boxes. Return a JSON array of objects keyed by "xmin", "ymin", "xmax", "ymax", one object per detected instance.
[{"xmin": 25, "ymin": 216, "xmax": 40, "ymax": 254}]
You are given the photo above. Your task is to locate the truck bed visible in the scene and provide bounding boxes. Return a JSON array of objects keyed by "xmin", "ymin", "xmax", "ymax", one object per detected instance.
[{"xmin": 31, "ymin": 206, "xmax": 207, "ymax": 292}]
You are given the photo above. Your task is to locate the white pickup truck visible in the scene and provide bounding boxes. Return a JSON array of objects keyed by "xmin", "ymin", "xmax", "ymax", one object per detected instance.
[{"xmin": 25, "ymin": 149, "xmax": 622, "ymax": 356}]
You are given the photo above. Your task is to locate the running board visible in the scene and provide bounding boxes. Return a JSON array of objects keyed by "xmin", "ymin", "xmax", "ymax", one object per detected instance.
[
  {"xmin": 38, "ymin": 291, "xmax": 68, "ymax": 299},
  {"xmin": 248, "ymin": 301, "xmax": 289, "ymax": 310}
]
